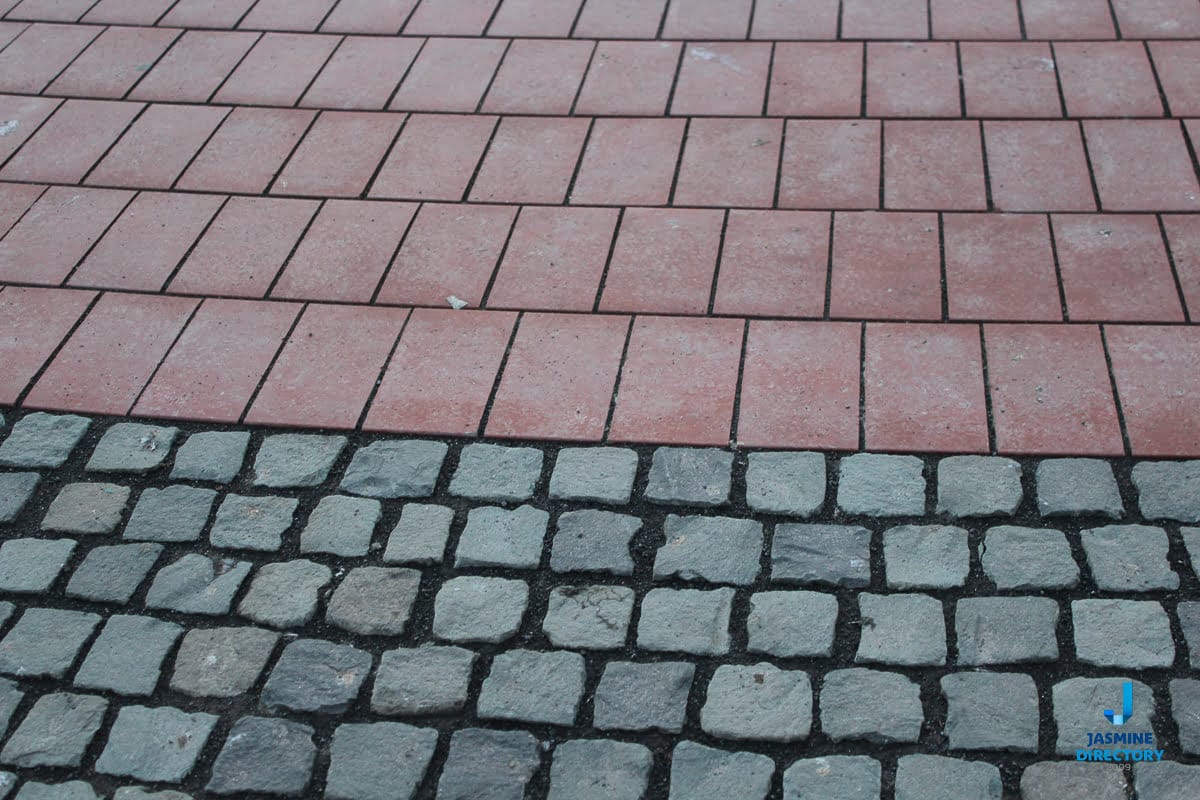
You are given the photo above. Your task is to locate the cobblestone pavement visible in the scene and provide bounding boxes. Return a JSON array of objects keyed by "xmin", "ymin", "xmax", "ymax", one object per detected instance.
[{"xmin": 0, "ymin": 409, "xmax": 1195, "ymax": 799}]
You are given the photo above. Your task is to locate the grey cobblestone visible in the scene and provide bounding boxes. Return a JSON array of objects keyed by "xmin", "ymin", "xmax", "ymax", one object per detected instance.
[
  {"xmin": 542, "ymin": 585, "xmax": 634, "ymax": 649},
  {"xmin": 549, "ymin": 447, "xmax": 638, "ymax": 504},
  {"xmin": 770, "ymin": 524, "xmax": 871, "ymax": 587},
  {"xmin": 883, "ymin": 524, "xmax": 970, "ymax": 589},
  {"xmin": 837, "ymin": 453, "xmax": 925, "ymax": 516},
  {"xmin": 942, "ymin": 672, "xmax": 1039, "ymax": 752},
  {"xmin": 0, "ymin": 537, "xmax": 75, "ymax": 593},
  {"xmin": 1180, "ymin": 600, "xmax": 1200, "ymax": 664},
  {"xmin": 638, "ymin": 587, "xmax": 734, "ymax": 655},
  {"xmin": 668, "ymin": 741, "xmax": 774, "ymax": 800},
  {"xmin": 169, "ymin": 626, "xmax": 279, "ymax": 698},
  {"xmin": 593, "ymin": 661, "xmax": 695, "ymax": 733},
  {"xmin": 981, "ymin": 526, "xmax": 1079, "ymax": 589},
  {"xmin": 1080, "ymin": 524, "xmax": 1179, "ymax": 591},
  {"xmin": 65, "ymin": 542, "xmax": 162, "ymax": 604},
  {"xmin": 262, "ymin": 639, "xmax": 372, "ymax": 715},
  {"xmin": 1170, "ymin": 678, "xmax": 1200, "ymax": 754},
  {"xmin": 94, "ymin": 705, "xmax": 217, "ymax": 782},
  {"xmin": 746, "ymin": 590, "xmax": 838, "ymax": 658},
  {"xmin": 383, "ymin": 503, "xmax": 454, "ymax": 564},
  {"xmin": 145, "ymin": 554, "xmax": 251, "ymax": 615},
  {"xmin": 550, "ymin": 510, "xmax": 641, "ymax": 575},
  {"xmin": 745, "ymin": 451, "xmax": 826, "ymax": 516},
  {"xmin": 1134, "ymin": 762, "xmax": 1200, "ymax": 800},
  {"xmin": 0, "ymin": 413, "xmax": 90, "ymax": 468},
  {"xmin": 74, "ymin": 614, "xmax": 182, "ymax": 696},
  {"xmin": 782, "ymin": 756, "xmax": 881, "ymax": 800},
  {"xmin": 252, "ymin": 433, "xmax": 346, "ymax": 488},
  {"xmin": 0, "ymin": 473, "xmax": 38, "ymax": 524},
  {"xmin": 820, "ymin": 669, "xmax": 923, "ymax": 743},
  {"xmin": 0, "ymin": 608, "xmax": 100, "ymax": 677},
  {"xmin": 936, "ymin": 455, "xmax": 1023, "ymax": 517},
  {"xmin": 856, "ymin": 593, "xmax": 946, "ymax": 666},
  {"xmin": 41, "ymin": 482, "xmax": 129, "ymax": 534},
  {"xmin": 339, "ymin": 439, "xmax": 447, "ymax": 499},
  {"xmin": 0, "ymin": 680, "xmax": 21, "ymax": 739},
  {"xmin": 237, "ymin": 559, "xmax": 331, "ymax": 629},
  {"xmin": 170, "ymin": 431, "xmax": 249, "ymax": 483},
  {"xmin": 1036, "ymin": 459, "xmax": 1123, "ymax": 517},
  {"xmin": 478, "ymin": 649, "xmax": 586, "ymax": 726},
  {"xmin": 653, "ymin": 515, "xmax": 763, "ymax": 585},
  {"xmin": 113, "ymin": 789, "xmax": 193, "ymax": 800},
  {"xmin": 645, "ymin": 447, "xmax": 733, "ymax": 507},
  {"xmin": 1132, "ymin": 460, "xmax": 1200, "ymax": 522},
  {"xmin": 1019, "ymin": 762, "xmax": 1128, "ymax": 800},
  {"xmin": 894, "ymin": 755, "xmax": 1001, "ymax": 800},
  {"xmin": 1186, "ymin": 527, "xmax": 1200, "ymax": 572},
  {"xmin": 548, "ymin": 739, "xmax": 653, "ymax": 800},
  {"xmin": 1073, "ymin": 599, "xmax": 1174, "ymax": 668},
  {"xmin": 325, "ymin": 721, "xmax": 438, "ymax": 800},
  {"xmin": 436, "ymin": 728, "xmax": 539, "ymax": 800},
  {"xmin": 122, "ymin": 486, "xmax": 216, "ymax": 543},
  {"xmin": 0, "ymin": 693, "xmax": 107, "ymax": 767},
  {"xmin": 700, "ymin": 663, "xmax": 811, "ymax": 742},
  {"xmin": 206, "ymin": 716, "xmax": 315, "ymax": 797},
  {"xmin": 371, "ymin": 645, "xmax": 477, "ymax": 716},
  {"xmin": 955, "ymin": 597, "xmax": 1060, "ymax": 665},
  {"xmin": 1053, "ymin": 677, "xmax": 1155, "ymax": 755},
  {"xmin": 15, "ymin": 782, "xmax": 98, "ymax": 800},
  {"xmin": 432, "ymin": 576, "xmax": 528, "ymax": 644},
  {"xmin": 455, "ymin": 505, "xmax": 548, "ymax": 569},
  {"xmin": 86, "ymin": 423, "xmax": 177, "ymax": 473},
  {"xmin": 209, "ymin": 494, "xmax": 297, "ymax": 551},
  {"xmin": 300, "ymin": 495, "xmax": 381, "ymax": 556},
  {"xmin": 449, "ymin": 443, "xmax": 542, "ymax": 501},
  {"xmin": 326, "ymin": 566, "xmax": 421, "ymax": 635}
]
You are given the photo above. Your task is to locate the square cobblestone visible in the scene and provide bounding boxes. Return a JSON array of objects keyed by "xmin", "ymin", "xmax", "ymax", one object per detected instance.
[
  {"xmin": 638, "ymin": 587, "xmax": 735, "ymax": 655},
  {"xmin": 593, "ymin": 661, "xmax": 695, "ymax": 733},
  {"xmin": 1134, "ymin": 763, "xmax": 1200, "ymax": 800},
  {"xmin": 339, "ymin": 439, "xmax": 448, "ymax": 499},
  {"xmin": 209, "ymin": 494, "xmax": 297, "ymax": 552},
  {"xmin": 384, "ymin": 503, "xmax": 454, "ymax": 564},
  {"xmin": 0, "ymin": 413, "xmax": 90, "ymax": 468},
  {"xmin": 237, "ymin": 559, "xmax": 331, "ymax": 629},
  {"xmin": 0, "ymin": 693, "xmax": 107, "ymax": 768},
  {"xmin": 668, "ymin": 741, "xmax": 774, "ymax": 800},
  {"xmin": 700, "ymin": 663, "xmax": 812, "ymax": 742},
  {"xmin": 746, "ymin": 591, "xmax": 838, "ymax": 658},
  {"xmin": 956, "ymin": 596, "xmax": 1060, "ymax": 665},
  {"xmin": 942, "ymin": 672, "xmax": 1039, "ymax": 752},
  {"xmin": 299, "ymin": 495, "xmax": 381, "ymax": 556},
  {"xmin": 821, "ymin": 669, "xmax": 923, "ymax": 743},
  {"xmin": 169, "ymin": 626, "xmax": 279, "ymax": 698},
  {"xmin": 454, "ymin": 505, "xmax": 549, "ymax": 569},
  {"xmin": 1171, "ymin": 678, "xmax": 1200, "ymax": 754},
  {"xmin": 1073, "ymin": 599, "xmax": 1174, "ymax": 668},
  {"xmin": 1133, "ymin": 461, "xmax": 1200, "ymax": 522},
  {"xmin": 206, "ymin": 716, "xmax": 315, "ymax": 797},
  {"xmin": 782, "ymin": 756, "xmax": 881, "ymax": 800},
  {"xmin": 1053, "ymin": 678, "xmax": 1156, "ymax": 755},
  {"xmin": 550, "ymin": 510, "xmax": 642, "ymax": 575},
  {"xmin": 372, "ymin": 645, "xmax": 478, "ymax": 716},
  {"xmin": 0, "ymin": 473, "xmax": 38, "ymax": 524},
  {"xmin": 65, "ymin": 543, "xmax": 162, "ymax": 604},
  {"xmin": 433, "ymin": 576, "xmax": 528, "ymax": 644},
  {"xmin": 1080, "ymin": 524, "xmax": 1179, "ymax": 591},
  {"xmin": 478, "ymin": 649, "xmax": 586, "ymax": 726},
  {"xmin": 0, "ymin": 679, "xmax": 21, "ymax": 741},
  {"xmin": 94, "ymin": 705, "xmax": 217, "ymax": 782},
  {"xmin": 856, "ymin": 593, "xmax": 947, "ymax": 666},
  {"xmin": 145, "ymin": 554, "xmax": 252, "ymax": 615},
  {"xmin": 252, "ymin": 433, "xmax": 347, "ymax": 488},
  {"xmin": 14, "ymin": 782, "xmax": 99, "ymax": 800},
  {"xmin": 542, "ymin": 585, "xmax": 635, "ymax": 649},
  {"xmin": 645, "ymin": 447, "xmax": 733, "ymax": 507},
  {"xmin": 894, "ymin": 755, "xmax": 1002, "ymax": 800},
  {"xmin": 654, "ymin": 515, "xmax": 763, "ymax": 585},
  {"xmin": 1181, "ymin": 600, "xmax": 1200, "ymax": 666},
  {"xmin": 0, "ymin": 608, "xmax": 100, "ymax": 678},
  {"xmin": 123, "ymin": 486, "xmax": 216, "ymax": 543},
  {"xmin": 1036, "ymin": 459, "xmax": 1124, "ymax": 517},
  {"xmin": 770, "ymin": 524, "xmax": 872, "ymax": 587},
  {"xmin": 327, "ymin": 566, "xmax": 421, "ymax": 636},
  {"xmin": 261, "ymin": 639, "xmax": 372, "ymax": 715},
  {"xmin": 745, "ymin": 451, "xmax": 826, "ymax": 516},
  {"xmin": 41, "ymin": 483, "xmax": 130, "ymax": 534},
  {"xmin": 884, "ymin": 524, "xmax": 970, "ymax": 588},
  {"xmin": 326, "ymin": 722, "xmax": 438, "ymax": 800},
  {"xmin": 837, "ymin": 453, "xmax": 926, "ymax": 516},
  {"xmin": 170, "ymin": 431, "xmax": 250, "ymax": 483},
  {"xmin": 548, "ymin": 739, "xmax": 653, "ymax": 800},
  {"xmin": 0, "ymin": 538, "xmax": 75, "ymax": 593},
  {"xmin": 74, "ymin": 615, "xmax": 182, "ymax": 696},
  {"xmin": 1019, "ymin": 762, "xmax": 1128, "ymax": 800},
  {"xmin": 936, "ymin": 456, "xmax": 1023, "ymax": 517},
  {"xmin": 981, "ymin": 526, "xmax": 1080, "ymax": 589},
  {"xmin": 449, "ymin": 443, "xmax": 543, "ymax": 502},
  {"xmin": 549, "ymin": 447, "xmax": 639, "ymax": 504},
  {"xmin": 436, "ymin": 728, "xmax": 539, "ymax": 800},
  {"xmin": 86, "ymin": 423, "xmax": 178, "ymax": 473}
]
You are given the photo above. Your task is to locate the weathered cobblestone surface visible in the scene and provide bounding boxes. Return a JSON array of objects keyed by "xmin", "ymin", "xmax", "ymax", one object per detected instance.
[
  {"xmin": 85, "ymin": 424, "xmax": 177, "ymax": 474},
  {"xmin": 936, "ymin": 456, "xmax": 1023, "ymax": 517}
]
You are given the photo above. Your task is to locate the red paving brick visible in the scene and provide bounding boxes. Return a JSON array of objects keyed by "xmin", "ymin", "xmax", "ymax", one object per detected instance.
[
  {"xmin": 598, "ymin": 207, "xmax": 723, "ymax": 315},
  {"xmin": 829, "ymin": 211, "xmax": 941, "ymax": 320},
  {"xmin": 389, "ymin": 37, "xmax": 507, "ymax": 112},
  {"xmin": 841, "ymin": 0, "xmax": 928, "ymax": 39},
  {"xmin": 0, "ymin": 286, "xmax": 95, "ymax": 404},
  {"xmin": 711, "ymin": 210, "xmax": 830, "ymax": 318},
  {"xmin": 238, "ymin": 0, "xmax": 336, "ymax": 31},
  {"xmin": 271, "ymin": 199, "xmax": 416, "ymax": 303},
  {"xmin": 866, "ymin": 42, "xmax": 960, "ymax": 118},
  {"xmin": 212, "ymin": 32, "xmax": 340, "ymax": 106},
  {"xmin": 1, "ymin": 99, "xmax": 143, "ymax": 184},
  {"xmin": 0, "ymin": 21, "xmax": 26, "ymax": 49},
  {"xmin": 0, "ymin": 23, "xmax": 97, "ymax": 93},
  {"xmin": 1019, "ymin": 0, "xmax": 1115, "ymax": 39},
  {"xmin": 159, "ymin": 0, "xmax": 256, "ymax": 28},
  {"xmin": 169, "ymin": 196, "xmax": 318, "ymax": 298},
  {"xmin": 0, "ymin": 183, "xmax": 45, "ymax": 237},
  {"xmin": 884, "ymin": 121, "xmax": 986, "ymax": 211},
  {"xmin": 0, "ymin": 95, "xmax": 60, "ymax": 165},
  {"xmin": 751, "ymin": 0, "xmax": 839, "ymax": 39},
  {"xmin": 404, "ymin": 0, "xmax": 500, "ymax": 35},
  {"xmin": 1054, "ymin": 42, "xmax": 1164, "ymax": 118},
  {"xmin": 69, "ymin": 192, "xmax": 223, "ymax": 292},
  {"xmin": 778, "ymin": 120, "xmax": 881, "ymax": 210},
  {"xmin": 1084, "ymin": 120, "xmax": 1200, "ymax": 212},
  {"xmin": 1163, "ymin": 215, "xmax": 1200, "ymax": 319},
  {"xmin": 82, "ymin": 0, "xmax": 175, "ymax": 24},
  {"xmin": 1052, "ymin": 214, "xmax": 1184, "ymax": 323},
  {"xmin": 376, "ymin": 203, "xmax": 514, "ymax": 308},
  {"xmin": 133, "ymin": 298, "xmax": 300, "ymax": 422},
  {"xmin": 671, "ymin": 42, "xmax": 771, "ymax": 116},
  {"xmin": 661, "ymin": 0, "xmax": 751, "ymax": 39},
  {"xmin": 370, "ymin": 114, "xmax": 496, "ymax": 201},
  {"xmin": 1106, "ymin": 326, "xmax": 1200, "ymax": 457},
  {"xmin": 246, "ymin": 303, "xmax": 408, "ymax": 429},
  {"xmin": 301, "ymin": 36, "xmax": 422, "ymax": 110},
  {"xmin": 176, "ymin": 107, "xmax": 316, "ymax": 194},
  {"xmin": 129, "ymin": 30, "xmax": 259, "ymax": 103},
  {"xmin": 365, "ymin": 307, "xmax": 515, "ymax": 435},
  {"xmin": 272, "ymin": 111, "xmax": 403, "ymax": 198},
  {"xmin": 481, "ymin": 39, "xmax": 594, "ymax": 115},
  {"xmin": 485, "ymin": 312, "xmax": 628, "ymax": 441},
  {"xmin": 943, "ymin": 213, "xmax": 1062, "ymax": 322},
  {"xmin": 983, "ymin": 121, "xmax": 1095, "ymax": 212},
  {"xmin": 6, "ymin": 0, "xmax": 95, "ymax": 21},
  {"xmin": 959, "ymin": 43, "xmax": 1062, "ymax": 118},
  {"xmin": 0, "ymin": 186, "xmax": 133, "ymax": 285},
  {"xmin": 488, "ymin": 0, "xmax": 581, "ymax": 36},
  {"xmin": 25, "ymin": 292, "xmax": 198, "ymax": 416},
  {"xmin": 574, "ymin": 41, "xmax": 681, "ymax": 117},
  {"xmin": 46, "ymin": 26, "xmax": 180, "ymax": 99},
  {"xmin": 609, "ymin": 315, "xmax": 743, "ymax": 446},
  {"xmin": 985, "ymin": 323, "xmax": 1124, "ymax": 456},
  {"xmin": 673, "ymin": 118, "xmax": 782, "ymax": 209},
  {"xmin": 570, "ymin": 118, "xmax": 684, "ymax": 206},
  {"xmin": 1111, "ymin": 0, "xmax": 1200, "ymax": 38},
  {"xmin": 321, "ymin": 0, "xmax": 419, "ymax": 33},
  {"xmin": 468, "ymin": 116, "xmax": 590, "ymax": 204},
  {"xmin": 768, "ymin": 43, "xmax": 862, "ymax": 117},
  {"xmin": 930, "ymin": 0, "xmax": 1020, "ymax": 38},
  {"xmin": 573, "ymin": 0, "xmax": 666, "ymax": 38},
  {"xmin": 86, "ymin": 104, "xmax": 229, "ymax": 190},
  {"xmin": 1148, "ymin": 42, "xmax": 1200, "ymax": 117},
  {"xmin": 737, "ymin": 321, "xmax": 859, "ymax": 450},
  {"xmin": 486, "ymin": 206, "xmax": 618, "ymax": 312}
]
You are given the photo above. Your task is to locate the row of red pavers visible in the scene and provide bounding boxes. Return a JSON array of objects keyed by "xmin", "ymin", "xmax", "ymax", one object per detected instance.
[
  {"xmin": 3, "ymin": 99, "xmax": 1199, "ymax": 212},
  {"xmin": 3, "ymin": 184, "xmax": 1199, "ymax": 321},
  {"xmin": 3, "ymin": 286, "xmax": 1197, "ymax": 456},
  {"xmin": 5, "ymin": 26, "xmax": 1200, "ymax": 118},
  {"xmin": 6, "ymin": 0, "xmax": 1199, "ymax": 41}
]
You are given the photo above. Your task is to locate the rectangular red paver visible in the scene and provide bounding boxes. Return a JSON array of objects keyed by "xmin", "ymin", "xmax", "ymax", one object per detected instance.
[
  {"xmin": 1054, "ymin": 42, "xmax": 1163, "ymax": 118},
  {"xmin": 133, "ymin": 298, "xmax": 300, "ymax": 422},
  {"xmin": 609, "ymin": 315, "xmax": 743, "ymax": 446},
  {"xmin": 943, "ymin": 213, "xmax": 1062, "ymax": 321},
  {"xmin": 779, "ymin": 121, "xmax": 880, "ymax": 210},
  {"xmin": 1052, "ymin": 214, "xmax": 1183, "ymax": 322},
  {"xmin": 0, "ymin": 186, "xmax": 132, "ymax": 285},
  {"xmin": 841, "ymin": 0, "xmax": 927, "ymax": 39},
  {"xmin": 0, "ymin": 183, "xmax": 45, "ymax": 237},
  {"xmin": 486, "ymin": 206, "xmax": 618, "ymax": 312},
  {"xmin": 985, "ymin": 323, "xmax": 1124, "ymax": 455},
  {"xmin": 376, "ymin": 202, "xmax": 515, "ymax": 307},
  {"xmin": 598, "ymin": 207, "xmax": 723, "ymax": 315},
  {"xmin": 159, "ymin": 0, "xmax": 256, "ymax": 28},
  {"xmin": 86, "ymin": 104, "xmax": 229, "ymax": 190},
  {"xmin": 570, "ymin": 118, "xmax": 684, "ymax": 206},
  {"xmin": 481, "ymin": 39, "xmax": 593, "ymax": 115},
  {"xmin": 1106, "ymin": 326, "xmax": 1200, "ymax": 457},
  {"xmin": 488, "ymin": 0, "xmax": 581, "ymax": 36},
  {"xmin": 25, "ymin": 292, "xmax": 198, "ymax": 416},
  {"xmin": 768, "ymin": 43, "xmax": 862, "ymax": 117},
  {"xmin": 82, "ymin": 0, "xmax": 175, "ymax": 24},
  {"xmin": 321, "ymin": 0, "xmax": 419, "ymax": 33},
  {"xmin": 573, "ymin": 0, "xmax": 666, "ymax": 38},
  {"xmin": 47, "ymin": 26, "xmax": 180, "ymax": 99},
  {"xmin": 0, "ymin": 286, "xmax": 95, "ymax": 404},
  {"xmin": 468, "ymin": 116, "xmax": 590, "ymax": 204},
  {"xmin": 169, "ymin": 196, "xmax": 318, "ymax": 297},
  {"xmin": 884, "ymin": 121, "xmax": 986, "ymax": 211},
  {"xmin": 370, "ymin": 114, "xmax": 496, "ymax": 201},
  {"xmin": 1111, "ymin": 0, "xmax": 1200, "ymax": 38},
  {"xmin": 1163, "ymin": 215, "xmax": 1200, "ymax": 319},
  {"xmin": 865, "ymin": 323, "xmax": 989, "ymax": 453},
  {"xmin": 867, "ymin": 42, "xmax": 960, "ymax": 117},
  {"xmin": 0, "ymin": 95, "xmax": 61, "ymax": 165},
  {"xmin": 1084, "ymin": 120, "xmax": 1200, "ymax": 212},
  {"xmin": 751, "ymin": 0, "xmax": 838, "ymax": 39},
  {"xmin": 246, "ymin": 303, "xmax": 408, "ymax": 429},
  {"xmin": 238, "ymin": 0, "xmax": 336, "ymax": 31},
  {"xmin": 0, "ymin": 23, "xmax": 96, "ymax": 93},
  {"xmin": 1149, "ymin": 42, "xmax": 1200, "ymax": 117},
  {"xmin": 711, "ymin": 210, "xmax": 830, "ymax": 318},
  {"xmin": 272, "ymin": 111, "xmax": 403, "ymax": 197},
  {"xmin": 661, "ymin": 0, "xmax": 751, "ymax": 39},
  {"xmin": 389, "ymin": 37, "xmax": 507, "ymax": 112},
  {"xmin": 1, "ymin": 99, "xmax": 144, "ymax": 184},
  {"xmin": 0, "ymin": 21, "xmax": 26, "ymax": 49},
  {"xmin": 574, "ymin": 41, "xmax": 681, "ymax": 116},
  {"xmin": 737, "ymin": 321, "xmax": 859, "ymax": 450},
  {"xmin": 931, "ymin": 0, "xmax": 1020, "ymax": 38},
  {"xmin": 404, "ymin": 0, "xmax": 500, "ymax": 35},
  {"xmin": 960, "ymin": 43, "xmax": 1062, "ymax": 118},
  {"xmin": 69, "ymin": 192, "xmax": 223, "ymax": 292},
  {"xmin": 271, "ymin": 199, "xmax": 418, "ymax": 304},
  {"xmin": 485, "ymin": 312, "xmax": 628, "ymax": 441},
  {"xmin": 7, "ymin": 0, "xmax": 96, "ymax": 20},
  {"xmin": 674, "ymin": 118, "xmax": 782, "ymax": 209},
  {"xmin": 984, "ymin": 121, "xmax": 1095, "ymax": 212},
  {"xmin": 1019, "ymin": 0, "xmax": 1115, "ymax": 38},
  {"xmin": 129, "ymin": 30, "xmax": 259, "ymax": 103},
  {"xmin": 212, "ymin": 32, "xmax": 341, "ymax": 106},
  {"xmin": 671, "ymin": 43, "xmax": 771, "ymax": 116},
  {"xmin": 301, "ymin": 36, "xmax": 422, "ymax": 110},
  {"xmin": 365, "ymin": 307, "xmax": 516, "ymax": 436},
  {"xmin": 176, "ymin": 107, "xmax": 316, "ymax": 194},
  {"xmin": 829, "ymin": 211, "xmax": 941, "ymax": 320}
]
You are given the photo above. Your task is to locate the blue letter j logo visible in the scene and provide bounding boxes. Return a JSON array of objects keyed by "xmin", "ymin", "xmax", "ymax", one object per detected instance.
[{"xmin": 1104, "ymin": 682, "xmax": 1134, "ymax": 726}]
